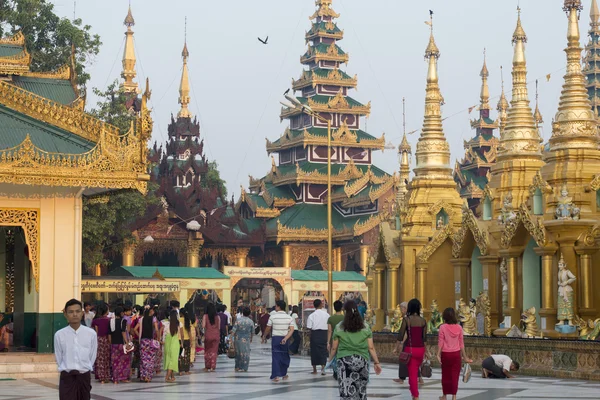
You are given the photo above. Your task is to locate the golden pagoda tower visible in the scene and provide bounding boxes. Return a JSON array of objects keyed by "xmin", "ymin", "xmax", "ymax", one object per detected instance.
[
  {"xmin": 583, "ymin": 0, "xmax": 600, "ymax": 117},
  {"xmin": 398, "ymin": 17, "xmax": 463, "ymax": 316},
  {"xmin": 120, "ymin": 5, "xmax": 139, "ymax": 93},
  {"xmin": 541, "ymin": 0, "xmax": 600, "ymax": 321}
]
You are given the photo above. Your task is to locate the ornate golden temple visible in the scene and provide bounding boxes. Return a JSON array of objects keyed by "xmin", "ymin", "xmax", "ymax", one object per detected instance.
[{"xmin": 372, "ymin": 1, "xmax": 600, "ymax": 339}]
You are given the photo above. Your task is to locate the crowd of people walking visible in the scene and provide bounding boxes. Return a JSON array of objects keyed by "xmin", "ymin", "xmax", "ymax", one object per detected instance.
[{"xmin": 55, "ymin": 295, "xmax": 521, "ymax": 400}]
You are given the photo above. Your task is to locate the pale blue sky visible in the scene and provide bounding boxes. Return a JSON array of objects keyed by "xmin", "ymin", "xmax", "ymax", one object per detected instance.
[{"xmin": 51, "ymin": 0, "xmax": 578, "ymax": 197}]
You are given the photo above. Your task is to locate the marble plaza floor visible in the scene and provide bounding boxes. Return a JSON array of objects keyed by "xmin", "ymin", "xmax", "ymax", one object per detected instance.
[{"xmin": 3, "ymin": 342, "xmax": 600, "ymax": 400}]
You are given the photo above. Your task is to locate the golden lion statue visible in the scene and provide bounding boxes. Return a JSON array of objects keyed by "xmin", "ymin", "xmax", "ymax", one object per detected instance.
[{"xmin": 520, "ymin": 306, "xmax": 540, "ymax": 338}]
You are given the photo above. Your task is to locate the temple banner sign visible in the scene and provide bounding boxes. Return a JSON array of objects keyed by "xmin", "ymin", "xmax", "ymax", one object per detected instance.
[
  {"xmin": 224, "ymin": 267, "xmax": 290, "ymax": 279},
  {"xmin": 81, "ymin": 279, "xmax": 180, "ymax": 293}
]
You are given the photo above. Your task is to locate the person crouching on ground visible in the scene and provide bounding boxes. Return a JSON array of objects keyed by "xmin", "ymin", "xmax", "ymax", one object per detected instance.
[
  {"xmin": 54, "ymin": 299, "xmax": 97, "ymax": 400},
  {"xmin": 437, "ymin": 307, "xmax": 472, "ymax": 400},
  {"xmin": 262, "ymin": 300, "xmax": 294, "ymax": 382},
  {"xmin": 481, "ymin": 354, "xmax": 519, "ymax": 379},
  {"xmin": 328, "ymin": 301, "xmax": 382, "ymax": 400}
]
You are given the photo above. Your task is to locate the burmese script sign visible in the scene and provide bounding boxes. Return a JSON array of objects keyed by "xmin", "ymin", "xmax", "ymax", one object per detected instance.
[
  {"xmin": 81, "ymin": 279, "xmax": 180, "ymax": 293},
  {"xmin": 224, "ymin": 267, "xmax": 290, "ymax": 279}
]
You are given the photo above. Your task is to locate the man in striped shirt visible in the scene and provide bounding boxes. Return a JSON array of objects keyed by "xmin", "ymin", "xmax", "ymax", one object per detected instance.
[{"xmin": 262, "ymin": 300, "xmax": 294, "ymax": 382}]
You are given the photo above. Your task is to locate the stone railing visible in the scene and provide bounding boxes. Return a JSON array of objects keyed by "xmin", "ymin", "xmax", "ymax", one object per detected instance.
[{"xmin": 373, "ymin": 332, "xmax": 600, "ymax": 381}]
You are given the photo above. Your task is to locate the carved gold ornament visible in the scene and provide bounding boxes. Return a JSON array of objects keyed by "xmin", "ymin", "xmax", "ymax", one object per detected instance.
[
  {"xmin": 292, "ymin": 69, "xmax": 356, "ymax": 90},
  {"xmin": 417, "ymin": 224, "xmax": 454, "ymax": 262},
  {"xmin": 452, "ymin": 204, "xmax": 489, "ymax": 258},
  {"xmin": 266, "ymin": 126, "xmax": 384, "ymax": 153},
  {"xmin": 0, "ymin": 208, "xmax": 39, "ymax": 291},
  {"xmin": 500, "ymin": 203, "xmax": 547, "ymax": 248}
]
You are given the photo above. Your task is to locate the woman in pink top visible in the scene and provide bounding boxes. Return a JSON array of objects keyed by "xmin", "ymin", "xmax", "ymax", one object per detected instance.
[{"xmin": 436, "ymin": 308, "xmax": 472, "ymax": 400}]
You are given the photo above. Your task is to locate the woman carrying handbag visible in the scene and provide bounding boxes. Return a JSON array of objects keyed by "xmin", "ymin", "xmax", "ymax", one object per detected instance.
[
  {"xmin": 437, "ymin": 307, "xmax": 472, "ymax": 400},
  {"xmin": 393, "ymin": 299, "xmax": 427, "ymax": 400}
]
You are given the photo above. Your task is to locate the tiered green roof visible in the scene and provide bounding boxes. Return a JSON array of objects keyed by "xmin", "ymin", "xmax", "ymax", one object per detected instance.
[{"xmin": 237, "ymin": 0, "xmax": 393, "ymax": 243}]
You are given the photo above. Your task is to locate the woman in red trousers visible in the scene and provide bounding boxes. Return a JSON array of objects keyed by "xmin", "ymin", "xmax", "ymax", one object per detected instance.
[
  {"xmin": 437, "ymin": 308, "xmax": 472, "ymax": 400},
  {"xmin": 394, "ymin": 298, "xmax": 427, "ymax": 400}
]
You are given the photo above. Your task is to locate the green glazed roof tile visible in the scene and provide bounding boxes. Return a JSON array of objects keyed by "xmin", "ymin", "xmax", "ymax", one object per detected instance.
[
  {"xmin": 291, "ymin": 270, "xmax": 365, "ymax": 282},
  {"xmin": 0, "ymin": 103, "xmax": 95, "ymax": 153},
  {"xmin": 11, "ymin": 76, "xmax": 77, "ymax": 105},
  {"xmin": 0, "ymin": 44, "xmax": 24, "ymax": 57},
  {"xmin": 109, "ymin": 266, "xmax": 229, "ymax": 279}
]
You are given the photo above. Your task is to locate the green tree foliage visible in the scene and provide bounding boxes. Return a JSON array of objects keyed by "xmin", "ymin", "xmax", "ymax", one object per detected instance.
[
  {"xmin": 82, "ymin": 80, "xmax": 158, "ymax": 272},
  {"xmin": 0, "ymin": 0, "xmax": 101, "ymax": 85},
  {"xmin": 204, "ymin": 161, "xmax": 228, "ymax": 198}
]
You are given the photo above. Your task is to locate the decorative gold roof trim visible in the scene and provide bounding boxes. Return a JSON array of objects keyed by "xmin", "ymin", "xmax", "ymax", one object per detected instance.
[
  {"xmin": 256, "ymin": 207, "xmax": 281, "ymax": 218},
  {"xmin": 267, "ymin": 126, "xmax": 384, "ymax": 153},
  {"xmin": 0, "ymin": 133, "xmax": 149, "ymax": 193},
  {"xmin": 343, "ymin": 166, "xmax": 372, "ymax": 197},
  {"xmin": 273, "ymin": 197, "xmax": 296, "ymax": 208},
  {"xmin": 354, "ymin": 212, "xmax": 388, "ymax": 237},
  {"xmin": 300, "ymin": 44, "xmax": 349, "ymax": 65},
  {"xmin": 470, "ymin": 118, "xmax": 499, "ymax": 130},
  {"xmin": 500, "ymin": 203, "xmax": 547, "ymax": 249},
  {"xmin": 591, "ymin": 174, "xmax": 600, "ymax": 191},
  {"xmin": 305, "ymin": 28, "xmax": 344, "ymax": 41},
  {"xmin": 22, "ymin": 64, "xmax": 71, "ymax": 80},
  {"xmin": 452, "ymin": 204, "xmax": 489, "ymax": 258},
  {"xmin": 0, "ymin": 208, "xmax": 39, "ymax": 291},
  {"xmin": 417, "ymin": 224, "xmax": 454, "ymax": 262},
  {"xmin": 272, "ymin": 160, "xmax": 363, "ymax": 186},
  {"xmin": 309, "ymin": 1, "xmax": 340, "ymax": 20},
  {"xmin": 528, "ymin": 171, "xmax": 552, "ymax": 195},
  {"xmin": 259, "ymin": 181, "xmax": 274, "ymax": 207},
  {"xmin": 292, "ymin": 69, "xmax": 357, "ymax": 90},
  {"xmin": 427, "ymin": 199, "xmax": 457, "ymax": 218},
  {"xmin": 0, "ymin": 31, "xmax": 26, "ymax": 46},
  {"xmin": 235, "ymin": 186, "xmax": 256, "ymax": 213},
  {"xmin": 280, "ymin": 101, "xmax": 370, "ymax": 118},
  {"xmin": 0, "ymin": 80, "xmax": 120, "ymax": 143},
  {"xmin": 483, "ymin": 185, "xmax": 495, "ymax": 201},
  {"xmin": 368, "ymin": 173, "xmax": 397, "ymax": 202}
]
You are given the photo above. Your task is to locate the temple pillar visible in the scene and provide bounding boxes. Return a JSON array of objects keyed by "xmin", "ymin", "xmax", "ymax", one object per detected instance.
[
  {"xmin": 122, "ymin": 242, "xmax": 136, "ymax": 267},
  {"xmin": 282, "ymin": 245, "xmax": 291, "ymax": 269},
  {"xmin": 386, "ymin": 265, "xmax": 399, "ymax": 318},
  {"xmin": 359, "ymin": 245, "xmax": 369, "ymax": 276},
  {"xmin": 479, "ymin": 255, "xmax": 500, "ymax": 331},
  {"xmin": 236, "ymin": 248, "xmax": 250, "ymax": 268},
  {"xmin": 534, "ymin": 245, "xmax": 558, "ymax": 333},
  {"xmin": 416, "ymin": 261, "xmax": 428, "ymax": 309},
  {"xmin": 186, "ymin": 239, "xmax": 203, "ymax": 268},
  {"xmin": 499, "ymin": 247, "xmax": 524, "ymax": 329},
  {"xmin": 336, "ymin": 247, "xmax": 343, "ymax": 272},
  {"xmin": 450, "ymin": 258, "xmax": 470, "ymax": 308},
  {"xmin": 0, "ymin": 230, "xmax": 5, "ymax": 312},
  {"xmin": 574, "ymin": 246, "xmax": 599, "ymax": 319},
  {"xmin": 373, "ymin": 261, "xmax": 386, "ymax": 331}
]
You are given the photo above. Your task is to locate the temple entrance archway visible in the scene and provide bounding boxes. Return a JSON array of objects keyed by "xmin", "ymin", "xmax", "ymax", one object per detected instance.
[
  {"xmin": 522, "ymin": 238, "xmax": 541, "ymax": 326},
  {"xmin": 232, "ymin": 278, "xmax": 285, "ymax": 313}
]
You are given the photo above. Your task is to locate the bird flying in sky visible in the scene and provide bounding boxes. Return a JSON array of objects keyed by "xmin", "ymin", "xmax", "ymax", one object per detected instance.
[
  {"xmin": 258, "ymin": 36, "xmax": 269, "ymax": 44},
  {"xmin": 283, "ymin": 88, "xmax": 290, "ymax": 95}
]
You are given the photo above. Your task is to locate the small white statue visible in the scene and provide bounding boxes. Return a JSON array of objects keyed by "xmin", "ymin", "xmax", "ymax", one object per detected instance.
[
  {"xmin": 437, "ymin": 216, "xmax": 444, "ymax": 230},
  {"xmin": 498, "ymin": 193, "xmax": 516, "ymax": 225},
  {"xmin": 557, "ymin": 254, "xmax": 576, "ymax": 326},
  {"xmin": 555, "ymin": 186, "xmax": 580, "ymax": 221}
]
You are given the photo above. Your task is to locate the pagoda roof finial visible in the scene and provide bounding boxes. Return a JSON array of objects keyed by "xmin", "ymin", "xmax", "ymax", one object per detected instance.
[
  {"xmin": 498, "ymin": 7, "xmax": 542, "ymax": 159},
  {"xmin": 414, "ymin": 10, "xmax": 451, "ymax": 178},
  {"xmin": 592, "ymin": 0, "xmax": 600, "ymax": 25},
  {"xmin": 120, "ymin": 3, "xmax": 139, "ymax": 94},
  {"xmin": 549, "ymin": 0, "xmax": 597, "ymax": 151},
  {"xmin": 479, "ymin": 49, "xmax": 490, "ymax": 110},
  {"xmin": 178, "ymin": 17, "xmax": 192, "ymax": 119},
  {"xmin": 399, "ymin": 97, "xmax": 412, "ymax": 154},
  {"xmin": 310, "ymin": 0, "xmax": 340, "ymax": 20}
]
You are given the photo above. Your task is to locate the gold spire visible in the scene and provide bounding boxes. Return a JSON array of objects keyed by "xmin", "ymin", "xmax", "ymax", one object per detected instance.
[
  {"xmin": 479, "ymin": 49, "xmax": 490, "ymax": 110},
  {"xmin": 399, "ymin": 97, "xmax": 412, "ymax": 155},
  {"xmin": 414, "ymin": 16, "xmax": 451, "ymax": 179},
  {"xmin": 498, "ymin": 7, "xmax": 542, "ymax": 160},
  {"xmin": 497, "ymin": 66, "xmax": 509, "ymax": 134},
  {"xmin": 178, "ymin": 19, "xmax": 192, "ymax": 119},
  {"xmin": 120, "ymin": 5, "xmax": 139, "ymax": 93},
  {"xmin": 548, "ymin": 1, "xmax": 597, "ymax": 151},
  {"xmin": 592, "ymin": 0, "xmax": 600, "ymax": 26}
]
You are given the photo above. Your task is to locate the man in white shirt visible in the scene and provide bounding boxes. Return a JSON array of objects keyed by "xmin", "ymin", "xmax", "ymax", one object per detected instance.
[
  {"xmin": 306, "ymin": 298, "xmax": 330, "ymax": 375},
  {"xmin": 262, "ymin": 300, "xmax": 294, "ymax": 382},
  {"xmin": 54, "ymin": 299, "xmax": 97, "ymax": 400},
  {"xmin": 481, "ymin": 354, "xmax": 519, "ymax": 379}
]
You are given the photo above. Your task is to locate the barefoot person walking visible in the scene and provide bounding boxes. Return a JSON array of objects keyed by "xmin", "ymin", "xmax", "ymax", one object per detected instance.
[
  {"xmin": 262, "ymin": 300, "xmax": 294, "ymax": 382},
  {"xmin": 307, "ymin": 299, "xmax": 330, "ymax": 375},
  {"xmin": 437, "ymin": 307, "xmax": 472, "ymax": 400},
  {"xmin": 54, "ymin": 299, "xmax": 97, "ymax": 400}
]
